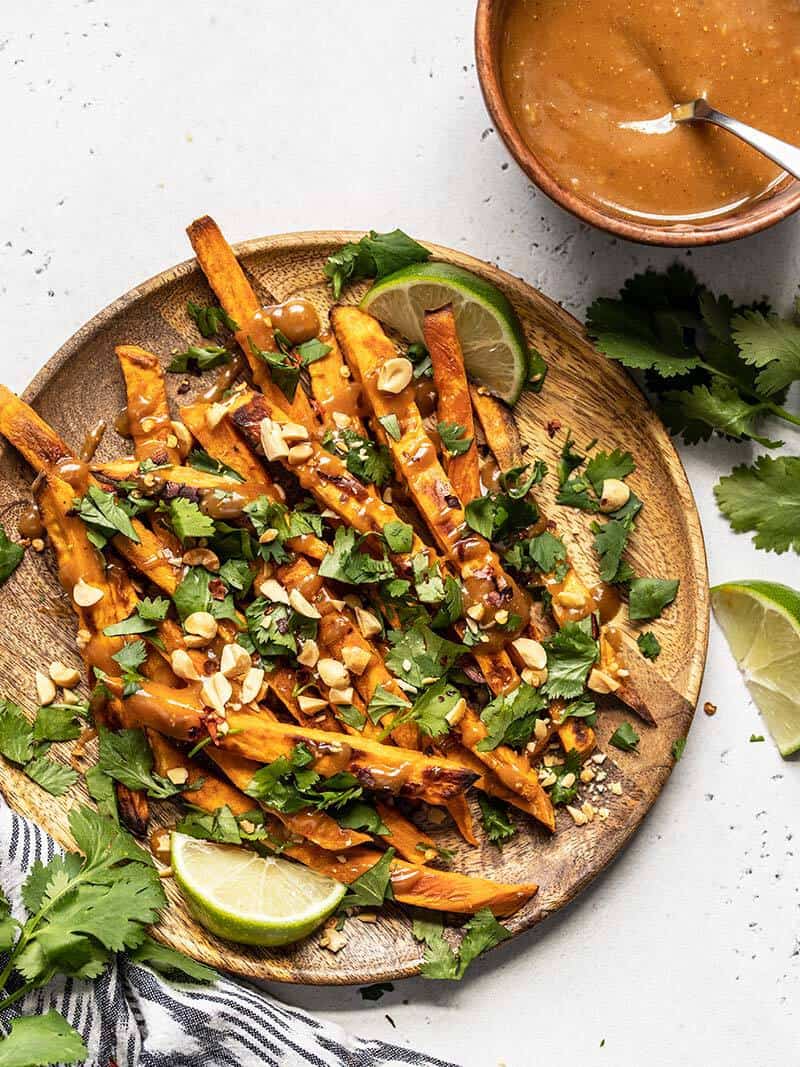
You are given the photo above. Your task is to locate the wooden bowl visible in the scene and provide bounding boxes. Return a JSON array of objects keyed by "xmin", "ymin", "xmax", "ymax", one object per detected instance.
[
  {"xmin": 475, "ymin": 0, "xmax": 800, "ymax": 246},
  {"xmin": 0, "ymin": 231, "xmax": 709, "ymax": 983}
]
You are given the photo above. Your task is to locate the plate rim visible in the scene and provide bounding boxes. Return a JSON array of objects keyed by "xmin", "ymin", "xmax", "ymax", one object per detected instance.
[{"xmin": 3, "ymin": 230, "xmax": 710, "ymax": 984}]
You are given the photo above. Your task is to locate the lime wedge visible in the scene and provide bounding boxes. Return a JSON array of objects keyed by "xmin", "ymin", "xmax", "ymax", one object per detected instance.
[
  {"xmin": 360, "ymin": 262, "xmax": 530, "ymax": 405},
  {"xmin": 171, "ymin": 832, "xmax": 345, "ymax": 946},
  {"xmin": 710, "ymin": 580, "xmax": 800, "ymax": 757}
]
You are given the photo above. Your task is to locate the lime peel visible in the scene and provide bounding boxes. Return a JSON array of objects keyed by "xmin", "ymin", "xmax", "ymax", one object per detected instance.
[{"xmin": 711, "ymin": 580, "xmax": 800, "ymax": 757}]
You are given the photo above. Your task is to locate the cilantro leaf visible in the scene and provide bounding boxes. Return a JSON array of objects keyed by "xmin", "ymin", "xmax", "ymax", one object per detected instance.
[
  {"xmin": 173, "ymin": 566, "xmax": 237, "ymax": 624},
  {"xmin": 477, "ymin": 795, "xmax": 516, "ymax": 846},
  {"xmin": 33, "ymin": 705, "xmax": 82, "ymax": 743},
  {"xmin": 414, "ymin": 908, "xmax": 510, "ymax": 980},
  {"xmin": 169, "ymin": 498, "xmax": 216, "ymax": 542},
  {"xmin": 0, "ymin": 699, "xmax": 34, "ymax": 764},
  {"xmin": 245, "ymin": 598, "xmax": 314, "ymax": 659},
  {"xmin": 504, "ymin": 531, "xmax": 566, "ymax": 576},
  {"xmin": 584, "ymin": 449, "xmax": 635, "ymax": 495},
  {"xmin": 186, "ymin": 448, "xmax": 245, "ymax": 482},
  {"xmin": 409, "ymin": 679, "xmax": 462, "ymax": 739},
  {"xmin": 244, "ymin": 496, "xmax": 323, "ymax": 563},
  {"xmin": 478, "ymin": 682, "xmax": 546, "ymax": 751},
  {"xmin": 543, "ymin": 623, "xmax": 599, "ymax": 699},
  {"xmin": 383, "ymin": 521, "xmax": 413, "ymax": 554},
  {"xmin": 660, "ymin": 381, "xmax": 777, "ymax": 447},
  {"xmin": 431, "ymin": 576, "xmax": 464, "ymax": 629},
  {"xmin": 296, "ymin": 338, "xmax": 331, "ymax": 367},
  {"xmin": 76, "ymin": 485, "xmax": 140, "ymax": 547},
  {"xmin": 129, "ymin": 934, "xmax": 217, "ymax": 982},
  {"xmin": 103, "ymin": 596, "xmax": 170, "ymax": 638},
  {"xmin": 319, "ymin": 526, "xmax": 395, "ymax": 585},
  {"xmin": 379, "ymin": 414, "xmax": 401, "ymax": 440},
  {"xmin": 366, "ymin": 685, "xmax": 408, "ymax": 725},
  {"xmin": 464, "ymin": 488, "xmax": 538, "ymax": 541},
  {"xmin": 527, "ymin": 347, "xmax": 548, "ymax": 392},
  {"xmin": 672, "ymin": 736, "xmax": 687, "ymax": 761},
  {"xmin": 437, "ymin": 421, "xmax": 473, "ymax": 457},
  {"xmin": 549, "ymin": 749, "xmax": 582, "ymax": 805},
  {"xmin": 167, "ymin": 345, "xmax": 229, "ymax": 373},
  {"xmin": 323, "ymin": 428, "xmax": 393, "ymax": 486},
  {"xmin": 324, "ymin": 230, "xmax": 430, "ymax": 298},
  {"xmin": 111, "ymin": 639, "xmax": 147, "ymax": 697},
  {"xmin": 731, "ymin": 309, "xmax": 800, "ymax": 397},
  {"xmin": 637, "ymin": 632, "xmax": 661, "ymax": 660},
  {"xmin": 246, "ymin": 744, "xmax": 362, "ymax": 814},
  {"xmin": 561, "ymin": 697, "xmax": 597, "ymax": 725},
  {"xmin": 610, "ymin": 721, "xmax": 640, "ymax": 751},
  {"xmin": 0, "ymin": 524, "xmax": 24, "ymax": 586},
  {"xmin": 0, "ymin": 1011, "xmax": 88, "ymax": 1066},
  {"xmin": 187, "ymin": 300, "xmax": 238, "ymax": 337},
  {"xmin": 715, "ymin": 456, "xmax": 800, "ymax": 554},
  {"xmin": 336, "ymin": 801, "xmax": 389, "ymax": 836},
  {"xmin": 628, "ymin": 578, "xmax": 679, "ymax": 621},
  {"xmin": 24, "ymin": 756, "xmax": 79, "ymax": 797},
  {"xmin": 341, "ymin": 848, "xmax": 396, "ymax": 909},
  {"xmin": 84, "ymin": 764, "xmax": 118, "ymax": 823},
  {"xmin": 249, "ymin": 340, "xmax": 301, "ymax": 402},
  {"xmin": 592, "ymin": 518, "xmax": 634, "ymax": 584},
  {"xmin": 97, "ymin": 727, "xmax": 185, "ymax": 799},
  {"xmin": 411, "ymin": 554, "xmax": 445, "ymax": 604},
  {"xmin": 556, "ymin": 475, "xmax": 600, "ymax": 512},
  {"xmin": 385, "ymin": 623, "xmax": 464, "ymax": 690}
]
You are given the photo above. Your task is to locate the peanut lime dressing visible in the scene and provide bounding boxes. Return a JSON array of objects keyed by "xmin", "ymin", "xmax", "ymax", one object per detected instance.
[{"xmin": 500, "ymin": 0, "xmax": 800, "ymax": 221}]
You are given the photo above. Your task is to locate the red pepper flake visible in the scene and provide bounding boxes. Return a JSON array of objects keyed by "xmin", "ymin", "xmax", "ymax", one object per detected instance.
[{"xmin": 546, "ymin": 419, "xmax": 562, "ymax": 438}]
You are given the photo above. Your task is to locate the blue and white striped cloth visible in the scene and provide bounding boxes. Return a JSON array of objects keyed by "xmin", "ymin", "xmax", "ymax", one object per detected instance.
[{"xmin": 0, "ymin": 800, "xmax": 457, "ymax": 1067}]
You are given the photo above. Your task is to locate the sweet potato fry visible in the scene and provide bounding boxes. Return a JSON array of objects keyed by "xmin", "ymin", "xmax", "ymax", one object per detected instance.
[
  {"xmin": 373, "ymin": 801, "xmax": 441, "ymax": 862},
  {"xmin": 425, "ymin": 305, "xmax": 481, "ymax": 504},
  {"xmin": 331, "ymin": 306, "xmax": 528, "ymax": 635},
  {"xmin": 307, "ymin": 331, "xmax": 366, "ymax": 435},
  {"xmin": 148, "ymin": 730, "xmax": 255, "ymax": 816},
  {"xmin": 116, "ymin": 345, "xmax": 182, "ymax": 465},
  {"xmin": 186, "ymin": 215, "xmax": 317, "ymax": 426},
  {"xmin": 205, "ymin": 747, "xmax": 372, "ymax": 851},
  {"xmin": 557, "ymin": 718, "xmax": 596, "ymax": 761},
  {"xmin": 445, "ymin": 793, "xmax": 479, "ymax": 847},
  {"xmin": 469, "ymin": 386, "xmax": 524, "ymax": 471}
]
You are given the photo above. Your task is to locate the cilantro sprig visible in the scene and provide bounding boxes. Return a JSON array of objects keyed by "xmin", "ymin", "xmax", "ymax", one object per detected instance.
[{"xmin": 323, "ymin": 230, "xmax": 430, "ymax": 299}]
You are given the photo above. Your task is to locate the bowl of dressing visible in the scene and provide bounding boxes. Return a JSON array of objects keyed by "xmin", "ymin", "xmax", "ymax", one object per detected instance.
[{"xmin": 476, "ymin": 0, "xmax": 800, "ymax": 244}]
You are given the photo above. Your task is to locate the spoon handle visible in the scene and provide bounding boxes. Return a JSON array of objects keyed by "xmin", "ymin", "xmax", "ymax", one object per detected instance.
[{"xmin": 689, "ymin": 99, "xmax": 800, "ymax": 181}]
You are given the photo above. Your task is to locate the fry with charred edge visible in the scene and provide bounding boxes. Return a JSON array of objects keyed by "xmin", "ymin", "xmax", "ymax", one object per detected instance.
[
  {"xmin": 457, "ymin": 707, "xmax": 555, "ymax": 831},
  {"xmin": 220, "ymin": 710, "xmax": 476, "ymax": 806},
  {"xmin": 205, "ymin": 746, "xmax": 372, "ymax": 851},
  {"xmin": 425, "ymin": 305, "xmax": 481, "ymax": 505},
  {"xmin": 179, "ymin": 395, "xmax": 329, "ymax": 561},
  {"xmin": 331, "ymin": 305, "xmax": 529, "ymax": 642},
  {"xmin": 186, "ymin": 215, "xmax": 317, "ymax": 426},
  {"xmin": 0, "ymin": 386, "xmax": 182, "ymax": 595},
  {"xmin": 92, "ymin": 458, "xmax": 261, "ymax": 500},
  {"xmin": 557, "ymin": 718, "xmax": 596, "ymax": 761},
  {"xmin": 284, "ymin": 841, "xmax": 538, "ymax": 916},
  {"xmin": 151, "ymin": 735, "xmax": 536, "ymax": 915},
  {"xmin": 469, "ymin": 385, "xmax": 525, "ymax": 473},
  {"xmin": 307, "ymin": 331, "xmax": 367, "ymax": 435},
  {"xmin": 231, "ymin": 390, "xmax": 429, "ymax": 554},
  {"xmin": 116, "ymin": 345, "xmax": 182, "ymax": 466},
  {"xmin": 445, "ymin": 742, "xmax": 554, "ymax": 823}
]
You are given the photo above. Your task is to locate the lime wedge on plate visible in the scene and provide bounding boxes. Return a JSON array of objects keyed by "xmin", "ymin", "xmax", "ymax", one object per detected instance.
[
  {"xmin": 361, "ymin": 262, "xmax": 530, "ymax": 404},
  {"xmin": 171, "ymin": 832, "xmax": 345, "ymax": 946},
  {"xmin": 710, "ymin": 580, "xmax": 800, "ymax": 757}
]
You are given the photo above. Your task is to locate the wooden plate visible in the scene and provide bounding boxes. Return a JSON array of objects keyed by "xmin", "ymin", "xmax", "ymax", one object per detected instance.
[{"xmin": 0, "ymin": 232, "xmax": 709, "ymax": 985}]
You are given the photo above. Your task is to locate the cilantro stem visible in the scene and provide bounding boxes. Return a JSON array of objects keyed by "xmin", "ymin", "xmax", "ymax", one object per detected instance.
[
  {"xmin": 0, "ymin": 982, "xmax": 35, "ymax": 1013},
  {"xmin": 695, "ymin": 358, "xmax": 800, "ymax": 429}
]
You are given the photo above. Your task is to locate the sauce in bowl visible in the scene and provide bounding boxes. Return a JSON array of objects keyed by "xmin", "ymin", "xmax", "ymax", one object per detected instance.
[{"xmin": 499, "ymin": 0, "xmax": 800, "ymax": 222}]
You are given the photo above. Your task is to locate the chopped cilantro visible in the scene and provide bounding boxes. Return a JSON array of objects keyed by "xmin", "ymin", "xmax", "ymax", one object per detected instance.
[
  {"xmin": 319, "ymin": 526, "xmax": 395, "ymax": 585},
  {"xmin": 169, "ymin": 498, "xmax": 216, "ymax": 542},
  {"xmin": 0, "ymin": 524, "xmax": 24, "ymax": 585},
  {"xmin": 385, "ymin": 623, "xmax": 464, "ymax": 690},
  {"xmin": 437, "ymin": 421, "xmax": 473, "ymax": 457},
  {"xmin": 478, "ymin": 683, "xmax": 546, "ymax": 751},
  {"xmin": 504, "ymin": 530, "xmax": 566, "ymax": 576},
  {"xmin": 340, "ymin": 848, "xmax": 396, "ymax": 909},
  {"xmin": 609, "ymin": 721, "xmax": 640, "ymax": 752},
  {"xmin": 628, "ymin": 578, "xmax": 679, "ymax": 621},
  {"xmin": 296, "ymin": 337, "xmax": 331, "ymax": 366},
  {"xmin": 592, "ymin": 518, "xmax": 634, "ymax": 584},
  {"xmin": 249, "ymin": 339, "xmax": 301, "ymax": 402},
  {"xmin": 637, "ymin": 632, "xmax": 661, "ymax": 660},
  {"xmin": 549, "ymin": 749, "xmax": 582, "ymax": 805},
  {"xmin": 167, "ymin": 345, "xmax": 229, "ymax": 373},
  {"xmin": 584, "ymin": 449, "xmax": 636, "ymax": 495},
  {"xmin": 412, "ymin": 908, "xmax": 511, "ymax": 980},
  {"xmin": 383, "ymin": 520, "xmax": 414, "ymax": 554},
  {"xmin": 187, "ymin": 299, "xmax": 238, "ymax": 337},
  {"xmin": 477, "ymin": 795, "xmax": 516, "ymax": 846},
  {"xmin": 750, "ymin": 734, "xmax": 765, "ymax": 742},
  {"xmin": 324, "ymin": 229, "xmax": 430, "ymax": 298},
  {"xmin": 75, "ymin": 485, "xmax": 140, "ymax": 548},
  {"xmin": 323, "ymin": 428, "xmax": 393, "ymax": 486},
  {"xmin": 672, "ymin": 736, "xmax": 687, "ymax": 760},
  {"xmin": 543, "ymin": 623, "xmax": 599, "ymax": 700},
  {"xmin": 187, "ymin": 448, "xmax": 245, "ymax": 483}
]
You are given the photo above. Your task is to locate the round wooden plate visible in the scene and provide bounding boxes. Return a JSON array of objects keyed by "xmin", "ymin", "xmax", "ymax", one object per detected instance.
[{"xmin": 0, "ymin": 233, "xmax": 709, "ymax": 985}]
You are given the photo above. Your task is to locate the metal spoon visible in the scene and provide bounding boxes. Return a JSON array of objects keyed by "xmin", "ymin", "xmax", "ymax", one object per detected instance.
[{"xmin": 672, "ymin": 98, "xmax": 800, "ymax": 180}]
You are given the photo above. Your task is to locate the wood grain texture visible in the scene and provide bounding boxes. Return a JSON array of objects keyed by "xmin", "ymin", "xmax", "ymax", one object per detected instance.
[{"xmin": 0, "ymin": 232, "xmax": 709, "ymax": 984}]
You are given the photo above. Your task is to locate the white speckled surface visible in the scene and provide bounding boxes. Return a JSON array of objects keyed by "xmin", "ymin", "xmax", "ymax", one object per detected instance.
[{"xmin": 3, "ymin": 3, "xmax": 799, "ymax": 1065}]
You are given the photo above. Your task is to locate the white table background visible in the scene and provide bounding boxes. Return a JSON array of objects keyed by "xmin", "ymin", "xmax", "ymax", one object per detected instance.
[{"xmin": 3, "ymin": 3, "xmax": 799, "ymax": 1065}]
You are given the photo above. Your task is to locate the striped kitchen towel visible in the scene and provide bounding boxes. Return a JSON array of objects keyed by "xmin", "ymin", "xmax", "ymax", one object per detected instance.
[{"xmin": 0, "ymin": 800, "xmax": 457, "ymax": 1067}]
